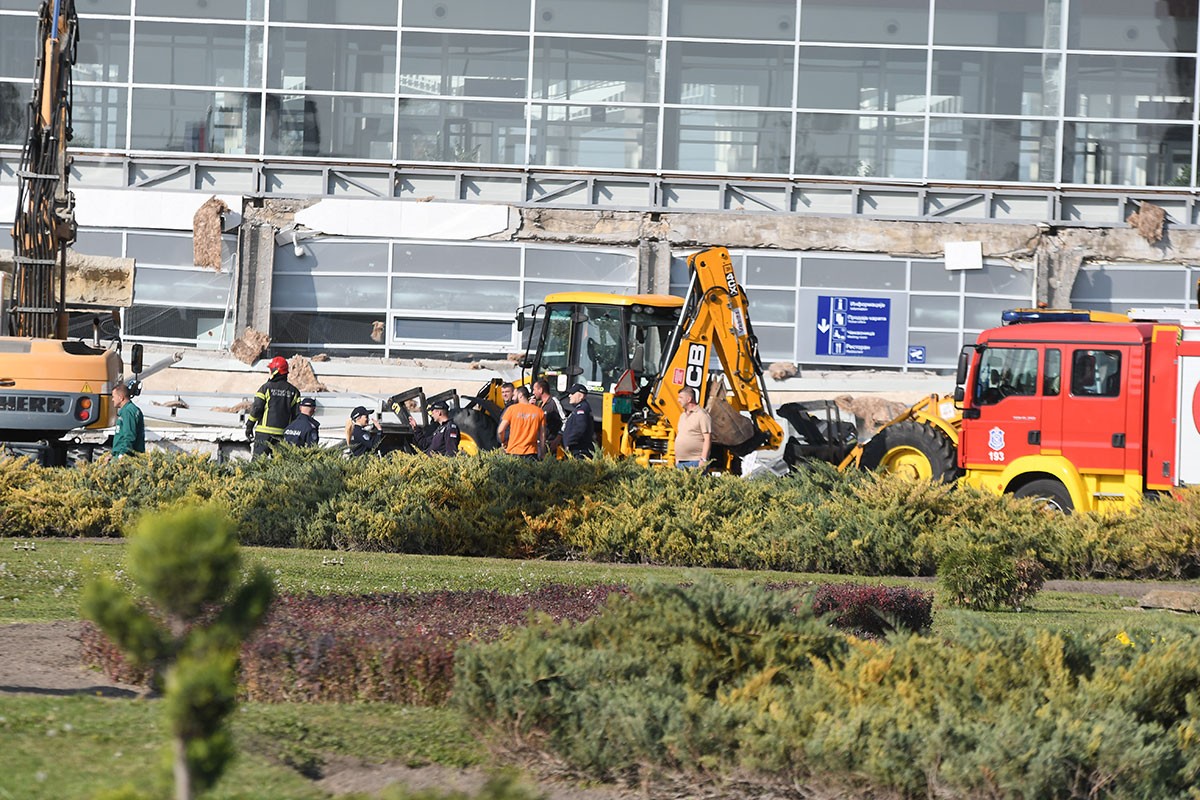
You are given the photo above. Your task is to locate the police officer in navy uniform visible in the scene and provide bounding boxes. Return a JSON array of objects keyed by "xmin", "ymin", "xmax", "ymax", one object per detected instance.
[
  {"xmin": 283, "ymin": 397, "xmax": 321, "ymax": 446},
  {"xmin": 348, "ymin": 406, "xmax": 382, "ymax": 456},
  {"xmin": 562, "ymin": 383, "xmax": 596, "ymax": 458},
  {"xmin": 425, "ymin": 400, "xmax": 460, "ymax": 456},
  {"xmin": 247, "ymin": 356, "xmax": 301, "ymax": 458}
]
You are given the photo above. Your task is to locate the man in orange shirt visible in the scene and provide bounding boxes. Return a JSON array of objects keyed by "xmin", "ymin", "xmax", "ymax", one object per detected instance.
[{"xmin": 496, "ymin": 386, "xmax": 546, "ymax": 460}]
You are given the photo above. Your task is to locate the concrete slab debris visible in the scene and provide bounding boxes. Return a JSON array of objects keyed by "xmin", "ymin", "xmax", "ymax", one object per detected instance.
[
  {"xmin": 192, "ymin": 196, "xmax": 230, "ymax": 270},
  {"xmin": 768, "ymin": 362, "xmax": 798, "ymax": 380},
  {"xmin": 1127, "ymin": 201, "xmax": 1166, "ymax": 245},
  {"xmin": 230, "ymin": 327, "xmax": 271, "ymax": 365},
  {"xmin": 287, "ymin": 355, "xmax": 329, "ymax": 393}
]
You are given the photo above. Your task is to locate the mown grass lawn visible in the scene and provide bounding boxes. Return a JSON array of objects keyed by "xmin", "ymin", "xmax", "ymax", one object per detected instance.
[{"xmin": 2, "ymin": 537, "xmax": 1198, "ymax": 799}]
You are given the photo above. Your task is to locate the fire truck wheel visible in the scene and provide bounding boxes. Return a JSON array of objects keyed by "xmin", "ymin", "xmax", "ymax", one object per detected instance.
[
  {"xmin": 1013, "ymin": 479, "xmax": 1074, "ymax": 514},
  {"xmin": 859, "ymin": 420, "xmax": 961, "ymax": 483}
]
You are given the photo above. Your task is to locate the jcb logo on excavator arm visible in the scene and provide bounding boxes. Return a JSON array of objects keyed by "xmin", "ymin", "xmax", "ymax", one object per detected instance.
[{"xmin": 685, "ymin": 343, "xmax": 707, "ymax": 391}]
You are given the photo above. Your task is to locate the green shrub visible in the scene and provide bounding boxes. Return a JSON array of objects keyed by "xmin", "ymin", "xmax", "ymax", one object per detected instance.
[
  {"xmin": 454, "ymin": 578, "xmax": 848, "ymax": 779},
  {"xmin": 455, "ymin": 580, "xmax": 1200, "ymax": 798},
  {"xmin": 4, "ymin": 449, "xmax": 1200, "ymax": 581},
  {"xmin": 938, "ymin": 542, "xmax": 1045, "ymax": 610}
]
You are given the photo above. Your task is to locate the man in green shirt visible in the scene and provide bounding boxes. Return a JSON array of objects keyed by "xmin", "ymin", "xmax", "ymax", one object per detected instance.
[{"xmin": 111, "ymin": 383, "xmax": 145, "ymax": 457}]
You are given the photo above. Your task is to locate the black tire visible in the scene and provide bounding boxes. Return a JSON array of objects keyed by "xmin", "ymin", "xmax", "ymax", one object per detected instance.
[
  {"xmin": 1013, "ymin": 478, "xmax": 1074, "ymax": 514},
  {"xmin": 859, "ymin": 420, "xmax": 961, "ymax": 483}
]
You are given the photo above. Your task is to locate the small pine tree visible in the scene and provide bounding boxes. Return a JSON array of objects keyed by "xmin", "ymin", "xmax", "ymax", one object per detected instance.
[{"xmin": 83, "ymin": 505, "xmax": 274, "ymax": 800}]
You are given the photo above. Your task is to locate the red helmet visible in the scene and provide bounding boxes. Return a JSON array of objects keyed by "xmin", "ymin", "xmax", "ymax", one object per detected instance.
[{"xmin": 268, "ymin": 356, "xmax": 289, "ymax": 375}]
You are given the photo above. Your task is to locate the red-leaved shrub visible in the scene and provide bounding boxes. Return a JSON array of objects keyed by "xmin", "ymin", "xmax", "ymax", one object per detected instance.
[
  {"xmin": 809, "ymin": 582, "xmax": 933, "ymax": 638},
  {"xmin": 81, "ymin": 584, "xmax": 630, "ymax": 704}
]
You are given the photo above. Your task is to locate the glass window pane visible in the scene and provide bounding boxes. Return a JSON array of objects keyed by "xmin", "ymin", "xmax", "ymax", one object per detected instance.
[
  {"xmin": 74, "ymin": 230, "xmax": 123, "ymax": 257},
  {"xmin": 400, "ymin": 32, "xmax": 528, "ymax": 98},
  {"xmin": 126, "ymin": 306, "xmax": 226, "ymax": 340},
  {"xmin": 796, "ymin": 113, "xmax": 924, "ymax": 179},
  {"xmin": 754, "ymin": 325, "xmax": 795, "ymax": 361},
  {"xmin": 535, "ymin": 0, "xmax": 662, "ymax": 36},
  {"xmin": 911, "ymin": 261, "xmax": 961, "ymax": 291},
  {"xmin": 271, "ymin": 312, "xmax": 383, "ymax": 347},
  {"xmin": 73, "ymin": 85, "xmax": 127, "ymax": 150},
  {"xmin": 533, "ymin": 37, "xmax": 657, "ymax": 103},
  {"xmin": 1070, "ymin": 349, "xmax": 1121, "ymax": 397},
  {"xmin": 75, "ymin": 0, "xmax": 131, "ymax": 13},
  {"xmin": 667, "ymin": 0, "xmax": 796, "ymax": 41},
  {"xmin": 150, "ymin": 0, "xmax": 263, "ymax": 20},
  {"xmin": 274, "ymin": 274, "xmax": 387, "ymax": 308},
  {"xmin": 394, "ymin": 243, "xmax": 521, "ymax": 276},
  {"xmin": 0, "ymin": 80, "xmax": 28, "ymax": 145},
  {"xmin": 1066, "ymin": 55, "xmax": 1195, "ymax": 120},
  {"xmin": 931, "ymin": 51, "xmax": 1060, "ymax": 117},
  {"xmin": 928, "ymin": 118, "xmax": 1054, "ymax": 182},
  {"xmin": 976, "ymin": 347, "xmax": 1038, "ymax": 404},
  {"xmin": 133, "ymin": 22, "xmax": 263, "ymax": 87},
  {"xmin": 745, "ymin": 255, "xmax": 796, "ymax": 286},
  {"xmin": 745, "ymin": 288, "xmax": 795, "ymax": 323},
  {"xmin": 391, "ymin": 277, "xmax": 519, "ymax": 314},
  {"xmin": 933, "ymin": 0, "xmax": 1061, "ymax": 48},
  {"xmin": 394, "ymin": 317, "xmax": 513, "ymax": 344},
  {"xmin": 964, "ymin": 296, "xmax": 1017, "ymax": 329},
  {"xmin": 1062, "ymin": 121, "xmax": 1193, "ymax": 187},
  {"xmin": 908, "ymin": 331, "xmax": 960, "ymax": 365},
  {"xmin": 797, "ymin": 47, "xmax": 926, "ymax": 112},
  {"xmin": 1072, "ymin": 266, "xmax": 1189, "ymax": 302},
  {"xmin": 524, "ymin": 282, "xmax": 637, "ymax": 304},
  {"xmin": 275, "ymin": 240, "xmax": 389, "ymax": 273},
  {"xmin": 802, "ymin": 0, "xmax": 929, "ymax": 45},
  {"xmin": 127, "ymin": 233, "xmax": 200, "ymax": 264},
  {"xmin": 271, "ymin": 0, "xmax": 398, "ymax": 26},
  {"xmin": 530, "ymin": 104, "xmax": 657, "ymax": 170},
  {"xmin": 667, "ymin": 42, "xmax": 794, "ymax": 107},
  {"xmin": 0, "ymin": 14, "xmax": 36, "ymax": 79},
  {"xmin": 1068, "ymin": 0, "xmax": 1197, "ymax": 53},
  {"xmin": 802, "ymin": 257, "xmax": 905, "ymax": 290},
  {"xmin": 398, "ymin": 98, "xmax": 527, "ymax": 165},
  {"xmin": 266, "ymin": 94, "xmax": 393, "ymax": 159},
  {"xmin": 134, "ymin": 267, "xmax": 232, "ymax": 306},
  {"xmin": 131, "ymin": 89, "xmax": 261, "ymax": 155},
  {"xmin": 73, "ymin": 17, "xmax": 129, "ymax": 82},
  {"xmin": 965, "ymin": 266, "xmax": 1034, "ymax": 296},
  {"xmin": 402, "ymin": 0, "xmax": 531, "ymax": 32},
  {"xmin": 268, "ymin": 28, "xmax": 396, "ymax": 93},
  {"xmin": 664, "ymin": 108, "xmax": 790, "ymax": 174},
  {"xmin": 910, "ymin": 295, "xmax": 959, "ymax": 328},
  {"xmin": 525, "ymin": 249, "xmax": 637, "ymax": 282}
]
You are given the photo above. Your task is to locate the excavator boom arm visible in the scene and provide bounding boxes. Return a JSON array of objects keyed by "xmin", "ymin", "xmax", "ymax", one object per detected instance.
[
  {"xmin": 9, "ymin": 0, "xmax": 78, "ymax": 339},
  {"xmin": 649, "ymin": 247, "xmax": 783, "ymax": 450}
]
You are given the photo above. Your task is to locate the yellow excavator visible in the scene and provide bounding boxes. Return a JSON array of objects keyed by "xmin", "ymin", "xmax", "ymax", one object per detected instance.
[
  {"xmin": 385, "ymin": 246, "xmax": 857, "ymax": 472},
  {"xmin": 1, "ymin": 0, "xmax": 139, "ymax": 464}
]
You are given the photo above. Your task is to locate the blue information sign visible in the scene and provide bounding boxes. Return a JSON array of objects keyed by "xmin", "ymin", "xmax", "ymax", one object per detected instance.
[
  {"xmin": 907, "ymin": 345, "xmax": 927, "ymax": 364},
  {"xmin": 815, "ymin": 295, "xmax": 891, "ymax": 358}
]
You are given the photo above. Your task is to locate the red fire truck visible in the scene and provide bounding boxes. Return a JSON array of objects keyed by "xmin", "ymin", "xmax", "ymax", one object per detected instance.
[{"xmin": 852, "ymin": 308, "xmax": 1200, "ymax": 514}]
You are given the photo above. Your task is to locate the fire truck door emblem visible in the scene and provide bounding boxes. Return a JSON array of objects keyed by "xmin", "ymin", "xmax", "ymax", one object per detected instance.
[
  {"xmin": 1193, "ymin": 382, "xmax": 1200, "ymax": 435},
  {"xmin": 988, "ymin": 427, "xmax": 1006, "ymax": 451}
]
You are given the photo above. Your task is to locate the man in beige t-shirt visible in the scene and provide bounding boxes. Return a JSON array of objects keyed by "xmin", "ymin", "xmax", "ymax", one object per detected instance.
[{"xmin": 673, "ymin": 387, "xmax": 711, "ymax": 469}]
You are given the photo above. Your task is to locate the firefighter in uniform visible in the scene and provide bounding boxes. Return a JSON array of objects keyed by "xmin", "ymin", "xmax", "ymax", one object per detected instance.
[
  {"xmin": 283, "ymin": 397, "xmax": 321, "ymax": 446},
  {"xmin": 247, "ymin": 356, "xmax": 301, "ymax": 458},
  {"xmin": 425, "ymin": 400, "xmax": 460, "ymax": 456}
]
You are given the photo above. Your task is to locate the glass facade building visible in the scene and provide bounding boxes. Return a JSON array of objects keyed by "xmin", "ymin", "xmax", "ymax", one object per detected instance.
[
  {"xmin": 3, "ymin": 0, "xmax": 1196, "ymax": 186},
  {"xmin": 1, "ymin": 0, "xmax": 1198, "ymax": 370}
]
